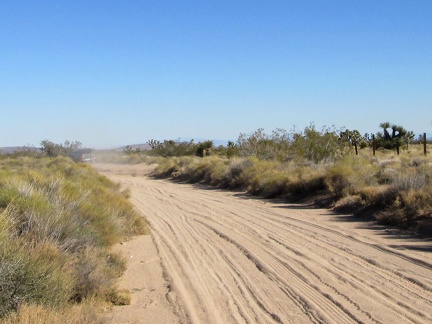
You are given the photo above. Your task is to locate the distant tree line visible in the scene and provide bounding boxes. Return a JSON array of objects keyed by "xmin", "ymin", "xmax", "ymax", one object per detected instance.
[
  {"xmin": 39, "ymin": 140, "xmax": 83, "ymax": 157},
  {"xmin": 136, "ymin": 139, "xmax": 214, "ymax": 157},
  {"xmin": 0, "ymin": 140, "xmax": 84, "ymax": 159},
  {"xmin": 136, "ymin": 122, "xmax": 424, "ymax": 163}
]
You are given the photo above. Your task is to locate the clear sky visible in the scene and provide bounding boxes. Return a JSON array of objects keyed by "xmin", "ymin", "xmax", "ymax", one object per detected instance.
[{"xmin": 1, "ymin": 1, "xmax": 431, "ymax": 148}]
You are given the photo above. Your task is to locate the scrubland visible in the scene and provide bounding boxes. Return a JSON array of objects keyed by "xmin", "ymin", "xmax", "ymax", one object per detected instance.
[
  {"xmin": 0, "ymin": 156, "xmax": 147, "ymax": 323},
  {"xmin": 1, "ymin": 123, "xmax": 429, "ymax": 321},
  {"xmin": 105, "ymin": 124, "xmax": 432, "ymax": 237}
]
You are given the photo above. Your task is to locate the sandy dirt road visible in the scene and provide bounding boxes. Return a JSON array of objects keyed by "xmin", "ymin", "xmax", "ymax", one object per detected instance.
[{"xmin": 97, "ymin": 164, "xmax": 432, "ymax": 324}]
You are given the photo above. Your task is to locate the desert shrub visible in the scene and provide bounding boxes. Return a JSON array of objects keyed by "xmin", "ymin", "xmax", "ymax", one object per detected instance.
[
  {"xmin": 374, "ymin": 168, "xmax": 397, "ymax": 185},
  {"xmin": 290, "ymin": 124, "xmax": 345, "ymax": 163},
  {"xmin": 207, "ymin": 158, "xmax": 231, "ymax": 186},
  {"xmin": 237, "ymin": 159, "xmax": 279, "ymax": 194},
  {"xmin": 153, "ymin": 156, "xmax": 223, "ymax": 184},
  {"xmin": 0, "ymin": 240, "xmax": 75, "ymax": 317},
  {"xmin": 226, "ymin": 157, "xmax": 255, "ymax": 188},
  {"xmin": 325, "ymin": 163, "xmax": 355, "ymax": 199},
  {"xmin": 0, "ymin": 160, "xmax": 146, "ymax": 251},
  {"xmin": 357, "ymin": 185, "xmax": 391, "ymax": 207},
  {"xmin": 153, "ymin": 157, "xmax": 182, "ymax": 178},
  {"xmin": 257, "ymin": 172, "xmax": 291, "ymax": 198},
  {"xmin": 372, "ymin": 161, "xmax": 432, "ymax": 228},
  {"xmin": 179, "ymin": 156, "xmax": 231, "ymax": 185},
  {"xmin": 378, "ymin": 184, "xmax": 432, "ymax": 228},
  {"xmin": 409, "ymin": 156, "xmax": 430, "ymax": 167},
  {"xmin": 72, "ymin": 247, "xmax": 126, "ymax": 302},
  {"xmin": 0, "ymin": 156, "xmax": 147, "ymax": 319},
  {"xmin": 287, "ymin": 164, "xmax": 326, "ymax": 196},
  {"xmin": 325, "ymin": 156, "xmax": 377, "ymax": 199},
  {"xmin": 237, "ymin": 128, "xmax": 291, "ymax": 161},
  {"xmin": 333, "ymin": 195, "xmax": 364, "ymax": 213},
  {"xmin": 182, "ymin": 157, "xmax": 210, "ymax": 183},
  {"xmin": 396, "ymin": 190, "xmax": 431, "ymax": 226},
  {"xmin": 388, "ymin": 172, "xmax": 429, "ymax": 196},
  {"xmin": 176, "ymin": 157, "xmax": 229, "ymax": 185}
]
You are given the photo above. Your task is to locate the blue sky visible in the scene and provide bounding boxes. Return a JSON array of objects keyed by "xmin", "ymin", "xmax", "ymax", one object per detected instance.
[{"xmin": 1, "ymin": 1, "xmax": 431, "ymax": 148}]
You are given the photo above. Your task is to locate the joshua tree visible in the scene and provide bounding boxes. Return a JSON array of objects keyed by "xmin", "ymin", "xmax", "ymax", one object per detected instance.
[
  {"xmin": 340, "ymin": 129, "xmax": 362, "ymax": 155},
  {"xmin": 376, "ymin": 122, "xmax": 408, "ymax": 154},
  {"xmin": 403, "ymin": 131, "xmax": 415, "ymax": 149},
  {"xmin": 195, "ymin": 140, "xmax": 214, "ymax": 157}
]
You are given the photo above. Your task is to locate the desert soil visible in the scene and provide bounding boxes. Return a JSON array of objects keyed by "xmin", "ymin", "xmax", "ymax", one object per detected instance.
[{"xmin": 96, "ymin": 163, "xmax": 432, "ymax": 324}]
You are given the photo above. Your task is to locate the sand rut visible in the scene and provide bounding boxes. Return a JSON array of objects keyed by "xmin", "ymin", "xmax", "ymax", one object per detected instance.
[{"xmin": 98, "ymin": 164, "xmax": 432, "ymax": 324}]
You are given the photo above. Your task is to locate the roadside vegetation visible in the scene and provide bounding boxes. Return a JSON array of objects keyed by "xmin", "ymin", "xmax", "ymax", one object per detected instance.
[
  {"xmin": 0, "ymin": 155, "xmax": 147, "ymax": 322},
  {"xmin": 1, "ymin": 124, "xmax": 428, "ymax": 320},
  {"xmin": 120, "ymin": 122, "xmax": 432, "ymax": 237}
]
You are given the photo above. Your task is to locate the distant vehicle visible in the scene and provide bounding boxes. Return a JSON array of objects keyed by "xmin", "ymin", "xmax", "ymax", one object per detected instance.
[{"xmin": 71, "ymin": 148, "xmax": 96, "ymax": 163}]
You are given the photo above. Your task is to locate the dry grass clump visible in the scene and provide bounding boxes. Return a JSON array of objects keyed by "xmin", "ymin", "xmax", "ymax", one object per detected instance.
[
  {"xmin": 236, "ymin": 159, "xmax": 281, "ymax": 196},
  {"xmin": 325, "ymin": 156, "xmax": 379, "ymax": 199},
  {"xmin": 1, "ymin": 301, "xmax": 101, "ymax": 324},
  {"xmin": 0, "ymin": 156, "xmax": 147, "ymax": 320},
  {"xmin": 378, "ymin": 189, "xmax": 432, "ymax": 228},
  {"xmin": 153, "ymin": 156, "xmax": 326, "ymax": 199},
  {"xmin": 378, "ymin": 169, "xmax": 432, "ymax": 230},
  {"xmin": 357, "ymin": 185, "xmax": 391, "ymax": 207},
  {"xmin": 106, "ymin": 288, "xmax": 131, "ymax": 306},
  {"xmin": 153, "ymin": 157, "xmax": 183, "ymax": 178},
  {"xmin": 327, "ymin": 153, "xmax": 432, "ymax": 235},
  {"xmin": 287, "ymin": 164, "xmax": 327, "ymax": 196},
  {"xmin": 333, "ymin": 195, "xmax": 364, "ymax": 213}
]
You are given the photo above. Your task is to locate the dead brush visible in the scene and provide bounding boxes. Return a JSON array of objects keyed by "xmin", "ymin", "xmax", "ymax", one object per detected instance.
[
  {"xmin": 227, "ymin": 157, "xmax": 254, "ymax": 188},
  {"xmin": 388, "ymin": 172, "xmax": 429, "ymax": 196},
  {"xmin": 1, "ymin": 301, "xmax": 101, "ymax": 324}
]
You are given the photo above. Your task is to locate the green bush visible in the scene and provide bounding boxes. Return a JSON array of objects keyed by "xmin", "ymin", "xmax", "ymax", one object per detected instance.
[
  {"xmin": 0, "ymin": 240, "xmax": 74, "ymax": 318},
  {"xmin": 0, "ymin": 156, "xmax": 147, "ymax": 319}
]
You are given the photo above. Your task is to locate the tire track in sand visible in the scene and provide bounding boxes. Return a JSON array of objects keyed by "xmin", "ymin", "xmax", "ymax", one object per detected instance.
[{"xmin": 99, "ymin": 164, "xmax": 432, "ymax": 324}]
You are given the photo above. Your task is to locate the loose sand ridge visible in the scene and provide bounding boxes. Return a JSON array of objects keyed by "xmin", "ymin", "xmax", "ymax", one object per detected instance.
[{"xmin": 96, "ymin": 163, "xmax": 432, "ymax": 324}]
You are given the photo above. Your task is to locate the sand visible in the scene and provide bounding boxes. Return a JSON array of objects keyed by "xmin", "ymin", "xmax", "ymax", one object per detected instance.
[{"xmin": 96, "ymin": 163, "xmax": 432, "ymax": 323}]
